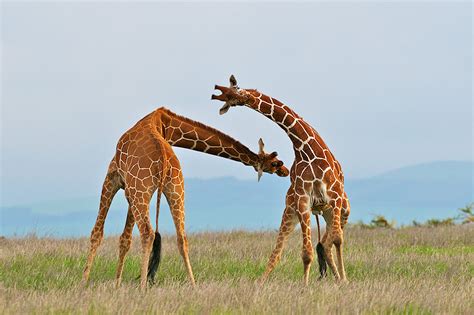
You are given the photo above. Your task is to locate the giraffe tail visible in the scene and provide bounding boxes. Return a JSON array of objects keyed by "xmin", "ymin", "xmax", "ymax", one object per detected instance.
[
  {"xmin": 315, "ymin": 214, "xmax": 327, "ymax": 279},
  {"xmin": 146, "ymin": 230, "xmax": 161, "ymax": 284},
  {"xmin": 138, "ymin": 188, "xmax": 163, "ymax": 284},
  {"xmin": 146, "ymin": 190, "xmax": 162, "ymax": 284},
  {"xmin": 146, "ymin": 149, "xmax": 167, "ymax": 284},
  {"xmin": 316, "ymin": 242, "xmax": 327, "ymax": 279}
]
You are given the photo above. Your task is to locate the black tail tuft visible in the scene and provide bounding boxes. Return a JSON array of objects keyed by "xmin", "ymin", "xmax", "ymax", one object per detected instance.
[
  {"xmin": 147, "ymin": 231, "xmax": 162, "ymax": 285},
  {"xmin": 316, "ymin": 242, "xmax": 327, "ymax": 280}
]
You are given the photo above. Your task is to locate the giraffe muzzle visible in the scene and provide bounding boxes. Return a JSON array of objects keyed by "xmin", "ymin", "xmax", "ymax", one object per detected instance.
[
  {"xmin": 212, "ymin": 86, "xmax": 232, "ymax": 114},
  {"xmin": 276, "ymin": 166, "xmax": 290, "ymax": 177}
]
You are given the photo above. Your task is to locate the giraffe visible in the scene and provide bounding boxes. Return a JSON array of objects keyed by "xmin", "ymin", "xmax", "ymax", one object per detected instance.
[
  {"xmin": 212, "ymin": 76, "xmax": 350, "ymax": 284},
  {"xmin": 82, "ymin": 107, "xmax": 289, "ymax": 290}
]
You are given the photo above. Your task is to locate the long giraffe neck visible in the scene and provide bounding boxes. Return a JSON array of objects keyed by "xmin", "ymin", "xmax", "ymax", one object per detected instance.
[
  {"xmin": 158, "ymin": 108, "xmax": 258, "ymax": 167},
  {"xmin": 246, "ymin": 91, "xmax": 329, "ymax": 153}
]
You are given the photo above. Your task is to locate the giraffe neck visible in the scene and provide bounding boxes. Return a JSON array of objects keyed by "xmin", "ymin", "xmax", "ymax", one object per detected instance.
[
  {"xmin": 247, "ymin": 91, "xmax": 328, "ymax": 153},
  {"xmin": 158, "ymin": 108, "xmax": 258, "ymax": 167}
]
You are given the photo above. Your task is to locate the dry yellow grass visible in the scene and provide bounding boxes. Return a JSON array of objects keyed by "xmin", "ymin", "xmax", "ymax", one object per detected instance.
[{"xmin": 1, "ymin": 226, "xmax": 473, "ymax": 314}]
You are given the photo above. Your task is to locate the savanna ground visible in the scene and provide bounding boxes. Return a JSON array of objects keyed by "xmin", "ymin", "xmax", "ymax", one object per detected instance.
[{"xmin": 0, "ymin": 226, "xmax": 473, "ymax": 314}]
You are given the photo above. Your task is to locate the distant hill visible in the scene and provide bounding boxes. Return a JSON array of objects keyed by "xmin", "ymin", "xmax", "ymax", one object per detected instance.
[
  {"xmin": 1, "ymin": 161, "xmax": 472, "ymax": 237},
  {"xmin": 345, "ymin": 160, "xmax": 473, "ymax": 224}
]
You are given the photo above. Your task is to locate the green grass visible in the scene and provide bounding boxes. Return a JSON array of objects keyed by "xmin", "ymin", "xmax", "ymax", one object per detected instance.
[{"xmin": 0, "ymin": 226, "xmax": 473, "ymax": 314}]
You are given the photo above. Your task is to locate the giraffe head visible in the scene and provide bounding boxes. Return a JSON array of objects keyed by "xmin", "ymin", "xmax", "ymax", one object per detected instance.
[
  {"xmin": 211, "ymin": 75, "xmax": 255, "ymax": 115},
  {"xmin": 212, "ymin": 76, "xmax": 288, "ymax": 180},
  {"xmin": 256, "ymin": 138, "xmax": 289, "ymax": 181}
]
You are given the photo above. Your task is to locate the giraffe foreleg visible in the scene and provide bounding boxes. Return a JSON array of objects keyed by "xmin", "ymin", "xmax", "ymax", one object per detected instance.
[
  {"xmin": 168, "ymin": 197, "xmax": 195, "ymax": 287},
  {"xmin": 260, "ymin": 190, "xmax": 298, "ymax": 284},
  {"xmin": 83, "ymin": 161, "xmax": 121, "ymax": 283},
  {"xmin": 115, "ymin": 209, "xmax": 135, "ymax": 287}
]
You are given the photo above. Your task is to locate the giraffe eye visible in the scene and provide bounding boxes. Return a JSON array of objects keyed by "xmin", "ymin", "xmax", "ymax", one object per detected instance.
[{"xmin": 271, "ymin": 161, "xmax": 281, "ymax": 167}]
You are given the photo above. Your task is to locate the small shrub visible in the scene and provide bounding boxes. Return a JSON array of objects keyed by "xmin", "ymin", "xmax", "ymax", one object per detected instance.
[
  {"xmin": 349, "ymin": 215, "xmax": 395, "ymax": 229},
  {"xmin": 350, "ymin": 220, "xmax": 371, "ymax": 229},
  {"xmin": 411, "ymin": 203, "xmax": 473, "ymax": 227},
  {"xmin": 425, "ymin": 218, "xmax": 455, "ymax": 227},
  {"xmin": 349, "ymin": 204, "xmax": 473, "ymax": 229},
  {"xmin": 370, "ymin": 215, "xmax": 396, "ymax": 228},
  {"xmin": 457, "ymin": 203, "xmax": 474, "ymax": 224}
]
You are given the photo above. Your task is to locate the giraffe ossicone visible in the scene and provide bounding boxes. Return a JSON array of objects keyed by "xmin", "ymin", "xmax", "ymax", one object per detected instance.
[{"xmin": 212, "ymin": 75, "xmax": 351, "ymax": 284}]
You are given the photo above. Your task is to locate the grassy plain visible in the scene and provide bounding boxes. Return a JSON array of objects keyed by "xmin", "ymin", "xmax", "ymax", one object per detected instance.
[{"xmin": 1, "ymin": 226, "xmax": 473, "ymax": 314}]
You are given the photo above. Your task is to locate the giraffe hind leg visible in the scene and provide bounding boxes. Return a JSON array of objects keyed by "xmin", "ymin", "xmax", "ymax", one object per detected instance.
[
  {"xmin": 331, "ymin": 205, "xmax": 347, "ymax": 281},
  {"xmin": 293, "ymin": 195, "xmax": 314, "ymax": 286},
  {"xmin": 335, "ymin": 241, "xmax": 347, "ymax": 281},
  {"xmin": 83, "ymin": 162, "xmax": 122, "ymax": 283},
  {"xmin": 322, "ymin": 234, "xmax": 340, "ymax": 280},
  {"xmin": 321, "ymin": 205, "xmax": 343, "ymax": 281},
  {"xmin": 127, "ymin": 198, "xmax": 155, "ymax": 290},
  {"xmin": 336, "ymin": 197, "xmax": 348, "ymax": 281},
  {"xmin": 115, "ymin": 209, "xmax": 135, "ymax": 287},
  {"xmin": 341, "ymin": 192, "xmax": 350, "ymax": 230},
  {"xmin": 163, "ymin": 165, "xmax": 195, "ymax": 286},
  {"xmin": 165, "ymin": 189, "xmax": 195, "ymax": 286}
]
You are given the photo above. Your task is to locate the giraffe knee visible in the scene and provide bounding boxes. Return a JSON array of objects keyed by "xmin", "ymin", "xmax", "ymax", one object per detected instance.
[
  {"xmin": 119, "ymin": 231, "xmax": 129, "ymax": 242},
  {"xmin": 321, "ymin": 232, "xmax": 328, "ymax": 244},
  {"xmin": 176, "ymin": 235, "xmax": 188, "ymax": 255},
  {"xmin": 323, "ymin": 236, "xmax": 334, "ymax": 250},
  {"xmin": 147, "ymin": 231, "xmax": 155, "ymax": 243},
  {"xmin": 90, "ymin": 230, "xmax": 104, "ymax": 248},
  {"xmin": 119, "ymin": 234, "xmax": 132, "ymax": 252},
  {"xmin": 327, "ymin": 226, "xmax": 343, "ymax": 245},
  {"xmin": 334, "ymin": 230, "xmax": 344, "ymax": 246},
  {"xmin": 302, "ymin": 249, "xmax": 314, "ymax": 265},
  {"xmin": 140, "ymin": 228, "xmax": 155, "ymax": 248}
]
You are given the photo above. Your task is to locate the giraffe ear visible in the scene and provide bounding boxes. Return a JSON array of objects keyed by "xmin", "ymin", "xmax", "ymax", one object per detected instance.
[
  {"xmin": 258, "ymin": 138, "xmax": 265, "ymax": 155},
  {"xmin": 219, "ymin": 103, "xmax": 231, "ymax": 115},
  {"xmin": 229, "ymin": 75, "xmax": 238, "ymax": 88}
]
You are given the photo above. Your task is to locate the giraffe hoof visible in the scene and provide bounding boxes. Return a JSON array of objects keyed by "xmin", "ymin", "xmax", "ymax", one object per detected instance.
[
  {"xmin": 80, "ymin": 278, "xmax": 90, "ymax": 289},
  {"xmin": 257, "ymin": 274, "xmax": 270, "ymax": 287}
]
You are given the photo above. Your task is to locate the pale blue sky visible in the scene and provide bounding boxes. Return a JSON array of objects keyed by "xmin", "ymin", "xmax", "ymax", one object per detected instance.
[{"xmin": 1, "ymin": 1, "xmax": 472, "ymax": 205}]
